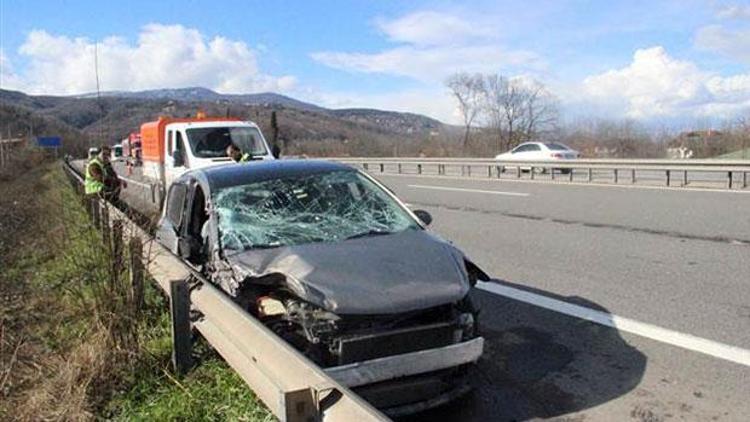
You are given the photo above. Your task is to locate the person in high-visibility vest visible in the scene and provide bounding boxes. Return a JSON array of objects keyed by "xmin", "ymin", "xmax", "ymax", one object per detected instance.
[
  {"xmin": 226, "ymin": 144, "xmax": 252, "ymax": 162},
  {"xmin": 84, "ymin": 147, "xmax": 106, "ymax": 195},
  {"xmin": 85, "ymin": 145, "xmax": 125, "ymax": 200}
]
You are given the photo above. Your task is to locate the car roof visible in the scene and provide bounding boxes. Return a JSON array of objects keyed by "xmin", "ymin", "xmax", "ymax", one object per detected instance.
[
  {"xmin": 516, "ymin": 142, "xmax": 571, "ymax": 149},
  {"xmin": 190, "ymin": 159, "xmax": 356, "ymax": 190}
]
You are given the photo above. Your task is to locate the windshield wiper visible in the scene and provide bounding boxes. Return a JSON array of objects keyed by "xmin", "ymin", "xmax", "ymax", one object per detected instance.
[{"xmin": 345, "ymin": 230, "xmax": 394, "ymax": 240}]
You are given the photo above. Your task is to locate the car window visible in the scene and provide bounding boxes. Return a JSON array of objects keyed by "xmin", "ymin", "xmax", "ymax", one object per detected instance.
[
  {"xmin": 545, "ymin": 143, "xmax": 570, "ymax": 151},
  {"xmin": 213, "ymin": 170, "xmax": 420, "ymax": 250},
  {"xmin": 187, "ymin": 126, "xmax": 268, "ymax": 158},
  {"xmin": 166, "ymin": 183, "xmax": 187, "ymax": 228},
  {"xmin": 515, "ymin": 144, "xmax": 541, "ymax": 152}
]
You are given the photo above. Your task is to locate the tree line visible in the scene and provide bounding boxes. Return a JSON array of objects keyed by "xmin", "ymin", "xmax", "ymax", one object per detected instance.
[
  {"xmin": 444, "ymin": 71, "xmax": 750, "ymax": 159},
  {"xmin": 446, "ymin": 72, "xmax": 559, "ymax": 153}
]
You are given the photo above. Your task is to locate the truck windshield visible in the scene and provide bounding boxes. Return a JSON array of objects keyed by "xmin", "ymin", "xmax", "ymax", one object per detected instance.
[
  {"xmin": 213, "ymin": 170, "xmax": 419, "ymax": 251},
  {"xmin": 186, "ymin": 126, "xmax": 268, "ymax": 158}
]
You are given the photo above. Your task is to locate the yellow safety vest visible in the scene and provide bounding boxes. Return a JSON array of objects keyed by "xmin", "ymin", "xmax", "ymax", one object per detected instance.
[{"xmin": 84, "ymin": 157, "xmax": 106, "ymax": 195}]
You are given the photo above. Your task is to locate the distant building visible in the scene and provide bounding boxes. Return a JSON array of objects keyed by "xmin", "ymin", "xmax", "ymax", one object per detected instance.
[{"xmin": 669, "ymin": 129, "xmax": 727, "ymax": 158}]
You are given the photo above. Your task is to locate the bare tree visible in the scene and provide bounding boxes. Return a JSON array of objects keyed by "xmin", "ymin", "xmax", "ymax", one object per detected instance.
[
  {"xmin": 482, "ymin": 74, "xmax": 558, "ymax": 152},
  {"xmin": 735, "ymin": 110, "xmax": 749, "ymax": 159},
  {"xmin": 446, "ymin": 72, "xmax": 484, "ymax": 151}
]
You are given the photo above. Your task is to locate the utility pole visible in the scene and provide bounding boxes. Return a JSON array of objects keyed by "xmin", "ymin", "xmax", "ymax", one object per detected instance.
[{"xmin": 94, "ymin": 42, "xmax": 104, "ymax": 148}]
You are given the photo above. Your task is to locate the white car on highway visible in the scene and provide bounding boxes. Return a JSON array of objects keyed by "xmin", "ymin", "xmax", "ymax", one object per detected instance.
[{"xmin": 495, "ymin": 142, "xmax": 579, "ymax": 173}]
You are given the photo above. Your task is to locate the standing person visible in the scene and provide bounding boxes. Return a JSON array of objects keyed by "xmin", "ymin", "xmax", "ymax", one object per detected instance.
[
  {"xmin": 226, "ymin": 144, "xmax": 252, "ymax": 162},
  {"xmin": 85, "ymin": 145, "xmax": 126, "ymax": 202}
]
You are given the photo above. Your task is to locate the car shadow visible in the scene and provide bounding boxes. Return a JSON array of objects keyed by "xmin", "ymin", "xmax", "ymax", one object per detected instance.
[{"xmin": 402, "ymin": 278, "xmax": 647, "ymax": 421}]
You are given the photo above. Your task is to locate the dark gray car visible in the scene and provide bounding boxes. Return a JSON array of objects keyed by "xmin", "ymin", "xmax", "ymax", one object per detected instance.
[{"xmin": 155, "ymin": 160, "xmax": 487, "ymax": 415}]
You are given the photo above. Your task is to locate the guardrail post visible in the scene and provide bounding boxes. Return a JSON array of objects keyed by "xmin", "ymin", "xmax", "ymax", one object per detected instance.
[
  {"xmin": 666, "ymin": 170, "xmax": 671, "ymax": 186},
  {"xmin": 150, "ymin": 184, "xmax": 156, "ymax": 204},
  {"xmin": 613, "ymin": 169, "xmax": 618, "ymax": 184},
  {"xmin": 129, "ymin": 238, "xmax": 144, "ymax": 317},
  {"xmin": 728, "ymin": 171, "xmax": 733, "ymax": 189},
  {"xmin": 380, "ymin": 163, "xmax": 384, "ymax": 173},
  {"xmin": 112, "ymin": 220, "xmax": 124, "ymax": 275},
  {"xmin": 683, "ymin": 171, "xmax": 688, "ymax": 187},
  {"xmin": 417, "ymin": 164, "xmax": 422, "ymax": 175},
  {"xmin": 587, "ymin": 168, "xmax": 592, "ymax": 182},
  {"xmin": 743, "ymin": 172, "xmax": 748, "ymax": 189},
  {"xmin": 467, "ymin": 165, "xmax": 471, "ymax": 177},
  {"xmin": 488, "ymin": 165, "xmax": 492, "ymax": 178},
  {"xmin": 530, "ymin": 167, "xmax": 535, "ymax": 180},
  {"xmin": 517, "ymin": 166, "xmax": 521, "ymax": 178},
  {"xmin": 363, "ymin": 163, "xmax": 369, "ymax": 171},
  {"xmin": 398, "ymin": 163, "xmax": 402, "ymax": 174},
  {"xmin": 631, "ymin": 169, "xmax": 636, "ymax": 184},
  {"xmin": 569, "ymin": 169, "xmax": 574, "ymax": 182},
  {"xmin": 551, "ymin": 168, "xmax": 555, "ymax": 181},
  {"xmin": 100, "ymin": 203, "xmax": 110, "ymax": 245},
  {"xmin": 91, "ymin": 198, "xmax": 101, "ymax": 227},
  {"xmin": 170, "ymin": 279, "xmax": 193, "ymax": 376},
  {"xmin": 496, "ymin": 166, "xmax": 501, "ymax": 179}
]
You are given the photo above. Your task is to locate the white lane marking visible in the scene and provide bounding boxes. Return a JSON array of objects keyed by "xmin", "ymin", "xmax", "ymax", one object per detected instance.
[
  {"xmin": 476, "ymin": 281, "xmax": 750, "ymax": 367},
  {"xmin": 379, "ymin": 173, "xmax": 750, "ymax": 194},
  {"xmin": 408, "ymin": 184, "xmax": 530, "ymax": 197}
]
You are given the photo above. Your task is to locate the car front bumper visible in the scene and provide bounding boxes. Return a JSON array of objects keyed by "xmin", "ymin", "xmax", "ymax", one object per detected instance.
[{"xmin": 325, "ymin": 336, "xmax": 484, "ymax": 388}]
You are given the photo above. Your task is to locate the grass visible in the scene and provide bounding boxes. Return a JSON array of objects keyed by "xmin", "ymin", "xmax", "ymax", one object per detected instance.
[
  {"xmin": 0, "ymin": 159, "xmax": 273, "ymax": 421},
  {"xmin": 714, "ymin": 148, "xmax": 750, "ymax": 160}
]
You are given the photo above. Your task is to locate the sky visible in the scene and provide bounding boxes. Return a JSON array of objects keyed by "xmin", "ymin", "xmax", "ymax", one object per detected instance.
[{"xmin": 1, "ymin": 0, "xmax": 749, "ymax": 125}]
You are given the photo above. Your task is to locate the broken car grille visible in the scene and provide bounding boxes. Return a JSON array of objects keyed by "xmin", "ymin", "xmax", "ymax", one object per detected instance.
[{"xmin": 337, "ymin": 321, "xmax": 457, "ymax": 365}]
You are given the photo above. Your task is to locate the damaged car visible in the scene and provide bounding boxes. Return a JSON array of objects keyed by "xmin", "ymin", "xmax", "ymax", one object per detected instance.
[{"xmin": 155, "ymin": 160, "xmax": 487, "ymax": 415}]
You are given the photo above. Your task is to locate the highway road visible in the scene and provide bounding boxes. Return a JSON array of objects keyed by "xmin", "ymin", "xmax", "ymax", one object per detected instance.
[
  {"xmin": 373, "ymin": 173, "xmax": 750, "ymax": 421},
  {"xmin": 93, "ymin": 160, "xmax": 750, "ymax": 420}
]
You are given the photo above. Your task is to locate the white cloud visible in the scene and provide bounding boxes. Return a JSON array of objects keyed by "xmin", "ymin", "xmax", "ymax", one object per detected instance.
[
  {"xmin": 582, "ymin": 46, "xmax": 750, "ymax": 119},
  {"xmin": 311, "ymin": 10, "xmax": 544, "ymax": 83},
  {"xmin": 2, "ymin": 24, "xmax": 295, "ymax": 95},
  {"xmin": 311, "ymin": 45, "xmax": 541, "ymax": 82},
  {"xmin": 375, "ymin": 11, "xmax": 496, "ymax": 46},
  {"xmin": 717, "ymin": 4, "xmax": 750, "ymax": 20},
  {"xmin": 694, "ymin": 24, "xmax": 750, "ymax": 64},
  {"xmin": 0, "ymin": 49, "xmax": 25, "ymax": 91}
]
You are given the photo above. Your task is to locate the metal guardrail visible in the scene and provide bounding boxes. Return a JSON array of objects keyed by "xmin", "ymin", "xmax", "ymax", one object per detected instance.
[
  {"xmin": 332, "ymin": 157, "xmax": 750, "ymax": 189},
  {"xmin": 62, "ymin": 160, "xmax": 389, "ymax": 422}
]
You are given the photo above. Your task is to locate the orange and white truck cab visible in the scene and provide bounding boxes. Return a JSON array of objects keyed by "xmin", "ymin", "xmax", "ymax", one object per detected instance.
[{"xmin": 141, "ymin": 113, "xmax": 275, "ymax": 189}]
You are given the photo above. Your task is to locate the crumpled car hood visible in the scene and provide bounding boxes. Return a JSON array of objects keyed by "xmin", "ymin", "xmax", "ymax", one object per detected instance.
[{"xmin": 226, "ymin": 229, "xmax": 470, "ymax": 315}]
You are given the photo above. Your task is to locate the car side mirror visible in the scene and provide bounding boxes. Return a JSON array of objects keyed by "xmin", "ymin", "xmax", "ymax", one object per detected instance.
[
  {"xmin": 413, "ymin": 209, "xmax": 432, "ymax": 226},
  {"xmin": 272, "ymin": 144, "xmax": 281, "ymax": 159},
  {"xmin": 173, "ymin": 149, "xmax": 185, "ymax": 167}
]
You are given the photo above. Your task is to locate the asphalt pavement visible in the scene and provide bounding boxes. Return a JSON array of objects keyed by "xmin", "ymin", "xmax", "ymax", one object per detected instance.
[{"xmin": 375, "ymin": 173, "xmax": 750, "ymax": 421}]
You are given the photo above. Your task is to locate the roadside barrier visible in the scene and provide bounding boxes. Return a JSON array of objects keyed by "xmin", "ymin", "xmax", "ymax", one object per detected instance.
[
  {"xmin": 62, "ymin": 159, "xmax": 389, "ymax": 422},
  {"xmin": 333, "ymin": 157, "xmax": 750, "ymax": 189}
]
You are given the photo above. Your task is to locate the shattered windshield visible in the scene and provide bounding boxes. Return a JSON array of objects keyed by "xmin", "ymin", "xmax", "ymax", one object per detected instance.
[
  {"xmin": 213, "ymin": 170, "xmax": 419, "ymax": 251},
  {"xmin": 187, "ymin": 126, "xmax": 267, "ymax": 158}
]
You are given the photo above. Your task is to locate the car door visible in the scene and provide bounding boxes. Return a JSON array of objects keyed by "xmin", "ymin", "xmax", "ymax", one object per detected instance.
[
  {"xmin": 523, "ymin": 143, "xmax": 543, "ymax": 161},
  {"xmin": 510, "ymin": 144, "xmax": 534, "ymax": 161},
  {"xmin": 164, "ymin": 129, "xmax": 188, "ymax": 185},
  {"xmin": 156, "ymin": 181, "xmax": 189, "ymax": 254}
]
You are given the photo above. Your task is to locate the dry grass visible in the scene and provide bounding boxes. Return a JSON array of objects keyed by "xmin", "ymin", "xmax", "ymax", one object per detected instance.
[
  {"xmin": 1, "ymin": 161, "xmax": 272, "ymax": 421},
  {"xmin": 0, "ymin": 161, "xmax": 142, "ymax": 421}
]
